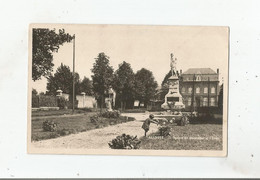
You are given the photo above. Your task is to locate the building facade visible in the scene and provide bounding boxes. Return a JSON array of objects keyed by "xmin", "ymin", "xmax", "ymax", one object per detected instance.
[{"xmin": 179, "ymin": 68, "xmax": 220, "ymax": 111}]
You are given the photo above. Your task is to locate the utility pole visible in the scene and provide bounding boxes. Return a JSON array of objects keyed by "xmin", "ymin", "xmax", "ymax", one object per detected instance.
[{"xmin": 72, "ymin": 34, "xmax": 75, "ymax": 114}]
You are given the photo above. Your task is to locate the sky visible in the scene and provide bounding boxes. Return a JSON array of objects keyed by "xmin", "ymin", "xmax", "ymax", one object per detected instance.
[{"xmin": 31, "ymin": 24, "xmax": 229, "ymax": 93}]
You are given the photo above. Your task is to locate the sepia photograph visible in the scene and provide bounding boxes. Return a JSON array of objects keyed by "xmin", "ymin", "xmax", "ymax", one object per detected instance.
[{"xmin": 28, "ymin": 24, "xmax": 229, "ymax": 156}]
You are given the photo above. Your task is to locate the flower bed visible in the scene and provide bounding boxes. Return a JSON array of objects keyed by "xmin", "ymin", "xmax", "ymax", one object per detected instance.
[{"xmin": 108, "ymin": 134, "xmax": 141, "ymax": 149}]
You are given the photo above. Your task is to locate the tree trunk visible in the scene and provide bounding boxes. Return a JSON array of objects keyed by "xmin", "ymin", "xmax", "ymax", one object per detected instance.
[
  {"xmin": 100, "ymin": 94, "xmax": 104, "ymax": 113},
  {"xmin": 123, "ymin": 101, "xmax": 126, "ymax": 111}
]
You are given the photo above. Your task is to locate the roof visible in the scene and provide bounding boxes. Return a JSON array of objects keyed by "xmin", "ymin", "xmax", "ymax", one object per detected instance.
[{"xmin": 182, "ymin": 68, "xmax": 217, "ymax": 75}]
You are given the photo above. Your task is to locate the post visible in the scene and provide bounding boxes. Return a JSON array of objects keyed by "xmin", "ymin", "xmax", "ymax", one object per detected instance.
[{"xmin": 72, "ymin": 34, "xmax": 75, "ymax": 114}]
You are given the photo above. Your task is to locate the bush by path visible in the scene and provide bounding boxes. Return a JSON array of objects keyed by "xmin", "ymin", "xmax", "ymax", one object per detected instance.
[{"xmin": 108, "ymin": 134, "xmax": 141, "ymax": 149}]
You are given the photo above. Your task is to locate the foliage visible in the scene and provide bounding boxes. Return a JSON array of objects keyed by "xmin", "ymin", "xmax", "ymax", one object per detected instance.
[
  {"xmin": 32, "ymin": 88, "xmax": 38, "ymax": 95},
  {"xmin": 46, "ymin": 63, "xmax": 80, "ymax": 95},
  {"xmin": 79, "ymin": 77, "xmax": 93, "ymax": 96},
  {"xmin": 90, "ymin": 114, "xmax": 101, "ymax": 124},
  {"xmin": 218, "ymin": 84, "xmax": 223, "ymax": 113},
  {"xmin": 108, "ymin": 134, "xmax": 141, "ymax": 149},
  {"xmin": 101, "ymin": 110, "xmax": 121, "ymax": 118},
  {"xmin": 32, "ymin": 89, "xmax": 39, "ymax": 107},
  {"xmin": 42, "ymin": 120, "xmax": 58, "ymax": 132},
  {"xmin": 161, "ymin": 70, "xmax": 172, "ymax": 87},
  {"xmin": 134, "ymin": 68, "xmax": 158, "ymax": 106},
  {"xmin": 113, "ymin": 61, "xmax": 135, "ymax": 109},
  {"xmin": 59, "ymin": 128, "xmax": 77, "ymax": 136},
  {"xmin": 158, "ymin": 125, "xmax": 172, "ymax": 137},
  {"xmin": 38, "ymin": 95, "xmax": 58, "ymax": 107},
  {"xmin": 67, "ymin": 99, "xmax": 79, "ymax": 109},
  {"xmin": 91, "ymin": 53, "xmax": 114, "ymax": 109},
  {"xmin": 177, "ymin": 115, "xmax": 189, "ymax": 126},
  {"xmin": 57, "ymin": 97, "xmax": 69, "ymax": 109},
  {"xmin": 32, "ymin": 93, "xmax": 58, "ymax": 108},
  {"xmin": 32, "ymin": 28, "xmax": 73, "ymax": 81},
  {"xmin": 90, "ymin": 110, "xmax": 120, "ymax": 124}
]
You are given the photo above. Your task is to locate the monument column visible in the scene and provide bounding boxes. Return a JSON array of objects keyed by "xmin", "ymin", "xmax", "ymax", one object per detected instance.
[{"xmin": 161, "ymin": 53, "xmax": 185, "ymax": 110}]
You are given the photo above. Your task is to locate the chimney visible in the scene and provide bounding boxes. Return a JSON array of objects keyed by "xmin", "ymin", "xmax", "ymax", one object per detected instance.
[{"xmin": 217, "ymin": 68, "xmax": 219, "ymax": 74}]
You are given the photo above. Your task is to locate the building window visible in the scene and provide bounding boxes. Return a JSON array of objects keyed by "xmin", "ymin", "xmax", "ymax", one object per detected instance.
[
  {"xmin": 188, "ymin": 87, "xmax": 192, "ymax": 93},
  {"xmin": 196, "ymin": 75, "xmax": 201, "ymax": 81},
  {"xmin": 204, "ymin": 87, "xmax": 208, "ymax": 93},
  {"xmin": 203, "ymin": 97, "xmax": 208, "ymax": 106},
  {"xmin": 196, "ymin": 87, "xmax": 200, "ymax": 94},
  {"xmin": 188, "ymin": 97, "xmax": 192, "ymax": 106},
  {"xmin": 211, "ymin": 87, "xmax": 215, "ymax": 94},
  {"xmin": 181, "ymin": 87, "xmax": 185, "ymax": 93},
  {"xmin": 210, "ymin": 97, "xmax": 215, "ymax": 106}
]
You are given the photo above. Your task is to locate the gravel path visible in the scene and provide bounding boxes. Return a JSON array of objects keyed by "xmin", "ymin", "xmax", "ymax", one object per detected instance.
[{"xmin": 31, "ymin": 113, "xmax": 158, "ymax": 149}]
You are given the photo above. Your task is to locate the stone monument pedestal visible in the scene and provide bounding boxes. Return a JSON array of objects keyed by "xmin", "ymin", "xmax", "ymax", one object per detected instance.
[{"xmin": 161, "ymin": 75, "xmax": 185, "ymax": 110}]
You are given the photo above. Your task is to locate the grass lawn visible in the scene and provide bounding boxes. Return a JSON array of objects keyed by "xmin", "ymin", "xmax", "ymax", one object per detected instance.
[
  {"xmin": 31, "ymin": 112, "xmax": 134, "ymax": 141},
  {"xmin": 140, "ymin": 123, "xmax": 223, "ymax": 150}
]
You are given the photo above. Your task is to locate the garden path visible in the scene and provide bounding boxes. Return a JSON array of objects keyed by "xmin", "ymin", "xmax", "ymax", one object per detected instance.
[{"xmin": 31, "ymin": 113, "xmax": 158, "ymax": 149}]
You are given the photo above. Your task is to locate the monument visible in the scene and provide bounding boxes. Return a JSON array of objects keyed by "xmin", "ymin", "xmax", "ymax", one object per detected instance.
[{"xmin": 161, "ymin": 53, "xmax": 185, "ymax": 110}]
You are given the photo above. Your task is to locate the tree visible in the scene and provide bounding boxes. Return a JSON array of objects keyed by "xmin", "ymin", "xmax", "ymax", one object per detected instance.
[
  {"xmin": 32, "ymin": 28, "xmax": 73, "ymax": 81},
  {"xmin": 134, "ymin": 68, "xmax": 158, "ymax": 107},
  {"xmin": 160, "ymin": 70, "xmax": 172, "ymax": 100},
  {"xmin": 161, "ymin": 70, "xmax": 172, "ymax": 87},
  {"xmin": 46, "ymin": 63, "xmax": 80, "ymax": 96},
  {"xmin": 91, "ymin": 53, "xmax": 114, "ymax": 111},
  {"xmin": 113, "ymin": 61, "xmax": 135, "ymax": 110},
  {"xmin": 218, "ymin": 84, "xmax": 223, "ymax": 113},
  {"xmin": 79, "ymin": 77, "xmax": 93, "ymax": 96},
  {"xmin": 32, "ymin": 88, "xmax": 39, "ymax": 107},
  {"xmin": 32, "ymin": 88, "xmax": 38, "ymax": 96}
]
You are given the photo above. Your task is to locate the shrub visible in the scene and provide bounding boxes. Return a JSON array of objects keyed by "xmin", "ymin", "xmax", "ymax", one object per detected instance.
[
  {"xmin": 59, "ymin": 128, "xmax": 77, "ymax": 136},
  {"xmin": 90, "ymin": 115, "xmax": 100, "ymax": 123},
  {"xmin": 157, "ymin": 118, "xmax": 168, "ymax": 125},
  {"xmin": 67, "ymin": 100, "xmax": 79, "ymax": 109},
  {"xmin": 108, "ymin": 134, "xmax": 141, "ymax": 149},
  {"xmin": 177, "ymin": 115, "xmax": 189, "ymax": 126},
  {"xmin": 57, "ymin": 97, "xmax": 69, "ymax": 109},
  {"xmin": 42, "ymin": 120, "xmax": 58, "ymax": 132},
  {"xmin": 158, "ymin": 125, "xmax": 171, "ymax": 137},
  {"xmin": 39, "ymin": 95, "xmax": 58, "ymax": 107},
  {"xmin": 32, "ymin": 94, "xmax": 39, "ymax": 108},
  {"xmin": 101, "ymin": 110, "xmax": 120, "ymax": 118}
]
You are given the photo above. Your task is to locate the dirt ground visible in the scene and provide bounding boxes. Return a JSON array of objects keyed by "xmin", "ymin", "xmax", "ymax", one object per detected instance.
[{"xmin": 31, "ymin": 113, "xmax": 158, "ymax": 149}]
